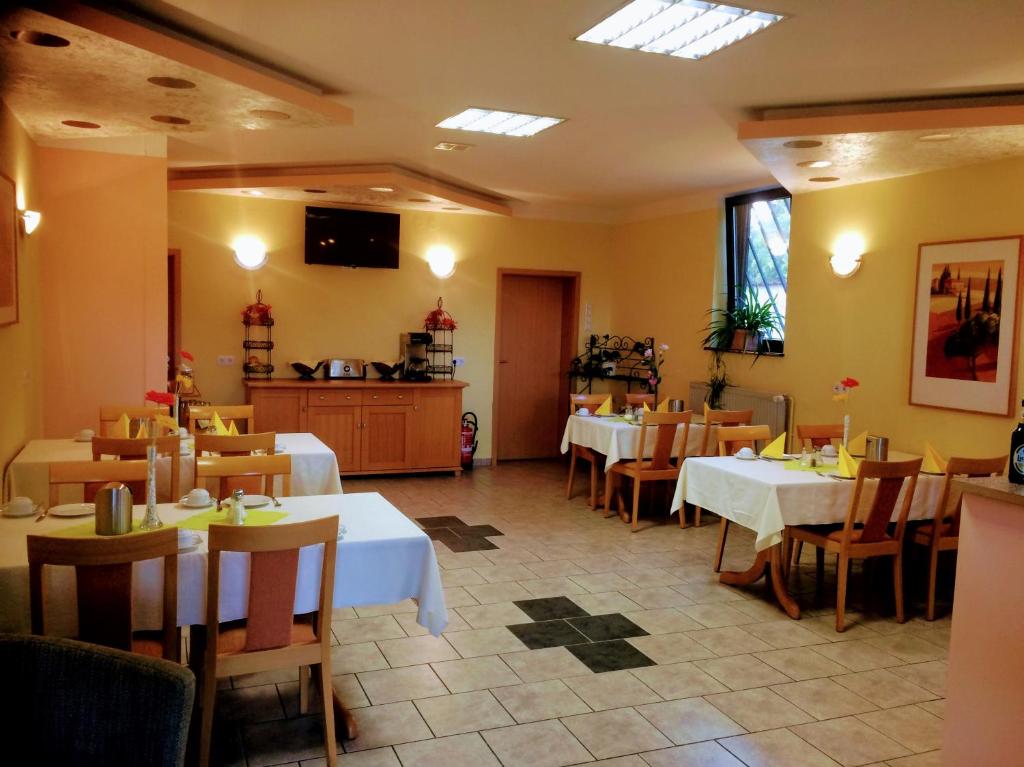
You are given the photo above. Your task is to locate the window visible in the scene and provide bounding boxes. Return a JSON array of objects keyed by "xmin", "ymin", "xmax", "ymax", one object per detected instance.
[{"xmin": 725, "ymin": 188, "xmax": 791, "ymax": 341}]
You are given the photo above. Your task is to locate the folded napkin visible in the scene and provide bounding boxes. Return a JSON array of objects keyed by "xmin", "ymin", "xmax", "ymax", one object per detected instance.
[
  {"xmin": 228, "ymin": 420, "xmax": 240, "ymax": 436},
  {"xmin": 595, "ymin": 397, "xmax": 613, "ymax": 416},
  {"xmin": 837, "ymin": 445, "xmax": 860, "ymax": 478},
  {"xmin": 134, "ymin": 422, "xmax": 147, "ymax": 439},
  {"xmin": 703, "ymin": 401, "xmax": 710, "ymax": 420},
  {"xmin": 922, "ymin": 442, "xmax": 948, "ymax": 473},
  {"xmin": 761, "ymin": 432, "xmax": 787, "ymax": 459},
  {"xmin": 112, "ymin": 413, "xmax": 130, "ymax": 439},
  {"xmin": 848, "ymin": 430, "xmax": 868, "ymax": 456},
  {"xmin": 656, "ymin": 398, "xmax": 669, "ymax": 412},
  {"xmin": 642, "ymin": 401, "xmax": 651, "ymax": 412},
  {"xmin": 212, "ymin": 412, "xmax": 229, "ymax": 435},
  {"xmin": 154, "ymin": 414, "xmax": 180, "ymax": 435}
]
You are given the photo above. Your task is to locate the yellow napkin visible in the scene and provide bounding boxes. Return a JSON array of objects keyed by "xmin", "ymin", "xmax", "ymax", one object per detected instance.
[
  {"xmin": 227, "ymin": 420, "xmax": 240, "ymax": 436},
  {"xmin": 703, "ymin": 401, "xmax": 710, "ymax": 421},
  {"xmin": 922, "ymin": 442, "xmax": 948, "ymax": 473},
  {"xmin": 656, "ymin": 398, "xmax": 669, "ymax": 412},
  {"xmin": 837, "ymin": 445, "xmax": 860, "ymax": 478},
  {"xmin": 112, "ymin": 413, "xmax": 130, "ymax": 438},
  {"xmin": 595, "ymin": 397, "xmax": 613, "ymax": 416},
  {"xmin": 642, "ymin": 401, "xmax": 651, "ymax": 413},
  {"xmin": 761, "ymin": 432, "xmax": 787, "ymax": 459},
  {"xmin": 848, "ymin": 430, "xmax": 868, "ymax": 456},
  {"xmin": 134, "ymin": 422, "xmax": 147, "ymax": 439},
  {"xmin": 154, "ymin": 414, "xmax": 180, "ymax": 435},
  {"xmin": 212, "ymin": 412, "xmax": 229, "ymax": 435}
]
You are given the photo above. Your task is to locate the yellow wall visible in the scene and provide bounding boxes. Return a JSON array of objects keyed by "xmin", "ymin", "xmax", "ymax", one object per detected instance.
[
  {"xmin": 611, "ymin": 157, "xmax": 1024, "ymax": 458},
  {"xmin": 0, "ymin": 103, "xmax": 43, "ymax": 479},
  {"xmin": 168, "ymin": 192, "xmax": 616, "ymax": 459},
  {"xmin": 36, "ymin": 147, "xmax": 168, "ymax": 437}
]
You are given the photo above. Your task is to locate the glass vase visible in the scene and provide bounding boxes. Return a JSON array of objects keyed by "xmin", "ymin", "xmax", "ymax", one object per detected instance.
[{"xmin": 139, "ymin": 436, "xmax": 163, "ymax": 530}]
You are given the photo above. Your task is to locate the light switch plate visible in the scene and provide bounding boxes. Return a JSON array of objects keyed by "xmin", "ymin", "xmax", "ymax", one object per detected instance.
[
  {"xmin": 217, "ymin": 355, "xmax": 235, "ymax": 366},
  {"xmin": 453, "ymin": 357, "xmax": 466, "ymax": 367}
]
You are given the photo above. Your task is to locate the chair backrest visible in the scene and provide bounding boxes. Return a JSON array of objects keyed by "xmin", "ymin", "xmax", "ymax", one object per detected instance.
[
  {"xmin": 795, "ymin": 424, "xmax": 844, "ymax": 449},
  {"xmin": 700, "ymin": 408, "xmax": 753, "ymax": 455},
  {"xmin": 718, "ymin": 424, "xmax": 773, "ymax": 456},
  {"xmin": 932, "ymin": 455, "xmax": 1008, "ymax": 536},
  {"xmin": 636, "ymin": 411, "xmax": 693, "ymax": 471},
  {"xmin": 196, "ymin": 454, "xmax": 292, "ymax": 500},
  {"xmin": 569, "ymin": 393, "xmax": 608, "ymax": 414},
  {"xmin": 27, "ymin": 527, "xmax": 179, "ymax": 660},
  {"xmin": 195, "ymin": 432, "xmax": 276, "ymax": 457},
  {"xmin": 205, "ymin": 516, "xmax": 338, "ymax": 654},
  {"xmin": 840, "ymin": 458, "xmax": 922, "ymax": 545},
  {"xmin": 49, "ymin": 459, "xmax": 150, "ymax": 507},
  {"xmin": 625, "ymin": 393, "xmax": 655, "ymax": 407},
  {"xmin": 98, "ymin": 405, "xmax": 171, "ymax": 436},
  {"xmin": 91, "ymin": 436, "xmax": 181, "ymax": 503},
  {"xmin": 187, "ymin": 405, "xmax": 255, "ymax": 435}
]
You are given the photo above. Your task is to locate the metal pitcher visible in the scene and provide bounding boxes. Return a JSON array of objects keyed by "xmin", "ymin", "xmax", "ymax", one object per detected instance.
[
  {"xmin": 95, "ymin": 482, "xmax": 133, "ymax": 536},
  {"xmin": 667, "ymin": 399, "xmax": 685, "ymax": 412},
  {"xmin": 864, "ymin": 435, "xmax": 889, "ymax": 462}
]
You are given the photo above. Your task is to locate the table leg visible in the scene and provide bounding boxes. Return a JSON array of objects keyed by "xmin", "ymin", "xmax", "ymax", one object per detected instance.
[{"xmin": 719, "ymin": 544, "xmax": 801, "ymax": 619}]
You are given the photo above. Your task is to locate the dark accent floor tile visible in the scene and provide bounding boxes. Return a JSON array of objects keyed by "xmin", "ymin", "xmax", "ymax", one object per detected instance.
[
  {"xmin": 514, "ymin": 596, "xmax": 589, "ymax": 622},
  {"xmin": 566, "ymin": 639, "xmax": 657, "ymax": 673},
  {"xmin": 506, "ymin": 620, "xmax": 590, "ymax": 650},
  {"xmin": 568, "ymin": 613, "xmax": 649, "ymax": 642},
  {"xmin": 425, "ymin": 528, "xmax": 462, "ymax": 543},
  {"xmin": 441, "ymin": 536, "xmax": 499, "ymax": 552},
  {"xmin": 458, "ymin": 524, "xmax": 503, "ymax": 537},
  {"xmin": 418, "ymin": 516, "xmax": 468, "ymax": 529}
]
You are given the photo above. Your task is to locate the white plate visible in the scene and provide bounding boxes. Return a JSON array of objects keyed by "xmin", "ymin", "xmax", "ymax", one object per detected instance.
[
  {"xmin": 3, "ymin": 503, "xmax": 39, "ymax": 518},
  {"xmin": 49, "ymin": 503, "xmax": 96, "ymax": 518},
  {"xmin": 179, "ymin": 497, "xmax": 213, "ymax": 509},
  {"xmin": 241, "ymin": 495, "xmax": 272, "ymax": 508},
  {"xmin": 734, "ymin": 454, "xmax": 757, "ymax": 461}
]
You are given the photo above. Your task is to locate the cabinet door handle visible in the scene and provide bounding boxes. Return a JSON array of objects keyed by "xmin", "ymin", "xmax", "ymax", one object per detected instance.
[
  {"xmin": 397, "ymin": 394, "xmax": 404, "ymax": 399},
  {"xmin": 346, "ymin": 395, "xmax": 352, "ymax": 400},
  {"xmin": 372, "ymin": 394, "xmax": 379, "ymax": 399}
]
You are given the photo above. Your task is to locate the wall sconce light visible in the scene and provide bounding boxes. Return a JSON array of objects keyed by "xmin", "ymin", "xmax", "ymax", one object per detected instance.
[
  {"xmin": 830, "ymin": 232, "xmax": 865, "ymax": 278},
  {"xmin": 232, "ymin": 235, "xmax": 268, "ymax": 270},
  {"xmin": 425, "ymin": 244, "xmax": 456, "ymax": 278},
  {"xmin": 19, "ymin": 210, "xmax": 41, "ymax": 235}
]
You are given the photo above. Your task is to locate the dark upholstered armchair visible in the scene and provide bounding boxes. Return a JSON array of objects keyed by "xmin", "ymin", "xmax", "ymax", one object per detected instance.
[{"xmin": 0, "ymin": 633, "xmax": 195, "ymax": 767}]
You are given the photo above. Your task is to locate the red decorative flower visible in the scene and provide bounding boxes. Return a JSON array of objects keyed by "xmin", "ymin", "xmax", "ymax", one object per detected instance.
[
  {"xmin": 145, "ymin": 390, "xmax": 176, "ymax": 406},
  {"xmin": 841, "ymin": 377, "xmax": 860, "ymax": 388},
  {"xmin": 180, "ymin": 350, "xmax": 194, "ymax": 362}
]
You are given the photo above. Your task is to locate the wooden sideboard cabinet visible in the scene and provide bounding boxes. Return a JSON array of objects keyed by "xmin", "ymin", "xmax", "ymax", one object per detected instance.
[{"xmin": 245, "ymin": 379, "xmax": 467, "ymax": 476}]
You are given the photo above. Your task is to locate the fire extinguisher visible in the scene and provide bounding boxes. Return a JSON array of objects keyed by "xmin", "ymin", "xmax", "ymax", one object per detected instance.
[{"xmin": 460, "ymin": 412, "xmax": 478, "ymax": 471}]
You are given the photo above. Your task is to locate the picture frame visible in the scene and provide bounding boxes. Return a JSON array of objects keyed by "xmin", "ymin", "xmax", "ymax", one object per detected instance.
[
  {"xmin": 910, "ymin": 235, "xmax": 1023, "ymax": 416},
  {"xmin": 0, "ymin": 172, "xmax": 17, "ymax": 327}
]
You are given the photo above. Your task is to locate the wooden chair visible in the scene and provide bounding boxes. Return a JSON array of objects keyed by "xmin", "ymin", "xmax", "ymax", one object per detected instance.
[
  {"xmin": 91, "ymin": 435, "xmax": 181, "ymax": 503},
  {"xmin": 187, "ymin": 405, "xmax": 255, "ymax": 435},
  {"xmin": 710, "ymin": 425, "xmax": 773, "ymax": 572},
  {"xmin": 27, "ymin": 527, "xmax": 180, "ymax": 661},
  {"xmin": 194, "ymin": 432, "xmax": 276, "ymax": 456},
  {"xmin": 690, "ymin": 408, "xmax": 753, "ymax": 529},
  {"xmin": 195, "ymin": 516, "xmax": 339, "ymax": 767},
  {"xmin": 795, "ymin": 424, "xmax": 844, "ymax": 449},
  {"xmin": 566, "ymin": 393, "xmax": 610, "ymax": 509},
  {"xmin": 625, "ymin": 393, "xmax": 655, "ymax": 408},
  {"xmin": 98, "ymin": 405, "xmax": 171, "ymax": 436},
  {"xmin": 49, "ymin": 459, "xmax": 150, "ymax": 506},
  {"xmin": 196, "ymin": 454, "xmax": 292, "ymax": 501},
  {"xmin": 604, "ymin": 411, "xmax": 692, "ymax": 532},
  {"xmin": 786, "ymin": 458, "xmax": 922, "ymax": 632},
  {"xmin": 912, "ymin": 455, "xmax": 1006, "ymax": 620}
]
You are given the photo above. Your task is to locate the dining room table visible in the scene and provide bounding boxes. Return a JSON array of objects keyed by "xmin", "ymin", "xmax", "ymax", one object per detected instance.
[
  {"xmin": 670, "ymin": 452, "xmax": 944, "ymax": 618},
  {"xmin": 4, "ymin": 431, "xmax": 344, "ymax": 507},
  {"xmin": 559, "ymin": 412, "xmax": 715, "ymax": 468}
]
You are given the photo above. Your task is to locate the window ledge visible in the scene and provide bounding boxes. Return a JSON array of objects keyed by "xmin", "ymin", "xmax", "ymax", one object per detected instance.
[{"xmin": 703, "ymin": 346, "xmax": 785, "ymax": 358}]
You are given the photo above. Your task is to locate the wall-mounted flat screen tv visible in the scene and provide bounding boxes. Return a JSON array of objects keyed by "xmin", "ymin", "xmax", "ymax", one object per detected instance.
[{"xmin": 304, "ymin": 206, "xmax": 400, "ymax": 268}]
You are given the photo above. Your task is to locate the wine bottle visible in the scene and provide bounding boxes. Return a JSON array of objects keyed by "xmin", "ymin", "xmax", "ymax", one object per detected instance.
[{"xmin": 1010, "ymin": 399, "xmax": 1024, "ymax": 484}]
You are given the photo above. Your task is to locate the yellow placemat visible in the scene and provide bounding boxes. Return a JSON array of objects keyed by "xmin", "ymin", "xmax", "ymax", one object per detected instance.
[
  {"xmin": 783, "ymin": 460, "xmax": 838, "ymax": 474},
  {"xmin": 178, "ymin": 507, "xmax": 288, "ymax": 531},
  {"xmin": 54, "ymin": 516, "xmax": 158, "ymax": 538}
]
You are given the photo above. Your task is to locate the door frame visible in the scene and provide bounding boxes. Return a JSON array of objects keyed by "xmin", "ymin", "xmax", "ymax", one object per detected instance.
[
  {"xmin": 492, "ymin": 268, "xmax": 581, "ymax": 464},
  {"xmin": 168, "ymin": 249, "xmax": 182, "ymax": 382}
]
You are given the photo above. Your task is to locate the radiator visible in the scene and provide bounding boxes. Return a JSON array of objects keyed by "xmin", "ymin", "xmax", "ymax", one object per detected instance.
[{"xmin": 688, "ymin": 381, "xmax": 792, "ymax": 441}]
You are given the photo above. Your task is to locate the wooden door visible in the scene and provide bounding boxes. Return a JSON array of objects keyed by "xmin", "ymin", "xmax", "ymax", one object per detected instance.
[
  {"xmin": 411, "ymin": 387, "xmax": 461, "ymax": 468},
  {"xmin": 362, "ymin": 405, "xmax": 413, "ymax": 470},
  {"xmin": 307, "ymin": 405, "xmax": 360, "ymax": 472},
  {"xmin": 251, "ymin": 389, "xmax": 306, "ymax": 433},
  {"xmin": 496, "ymin": 272, "xmax": 579, "ymax": 460}
]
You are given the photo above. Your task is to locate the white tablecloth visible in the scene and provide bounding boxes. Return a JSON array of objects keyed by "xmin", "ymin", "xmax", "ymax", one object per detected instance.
[
  {"xmin": 0, "ymin": 492, "xmax": 447, "ymax": 637},
  {"xmin": 6, "ymin": 432, "xmax": 343, "ymax": 505},
  {"xmin": 559, "ymin": 414, "xmax": 714, "ymax": 467},
  {"xmin": 671, "ymin": 456, "xmax": 942, "ymax": 551}
]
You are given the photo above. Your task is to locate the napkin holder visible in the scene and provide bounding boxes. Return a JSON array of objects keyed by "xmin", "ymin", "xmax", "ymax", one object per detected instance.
[{"xmin": 95, "ymin": 482, "xmax": 133, "ymax": 536}]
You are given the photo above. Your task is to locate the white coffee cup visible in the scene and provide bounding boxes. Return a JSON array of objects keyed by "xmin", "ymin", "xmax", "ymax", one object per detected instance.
[
  {"xmin": 820, "ymin": 444, "xmax": 838, "ymax": 457},
  {"xmin": 183, "ymin": 488, "xmax": 211, "ymax": 506},
  {"xmin": 78, "ymin": 428, "xmax": 95, "ymax": 441},
  {"xmin": 736, "ymin": 446, "xmax": 755, "ymax": 459},
  {"xmin": 179, "ymin": 427, "xmax": 189, "ymax": 438},
  {"xmin": 178, "ymin": 528, "xmax": 196, "ymax": 547},
  {"xmin": 577, "ymin": 408, "xmax": 590, "ymax": 417},
  {"xmin": 3, "ymin": 496, "xmax": 35, "ymax": 517}
]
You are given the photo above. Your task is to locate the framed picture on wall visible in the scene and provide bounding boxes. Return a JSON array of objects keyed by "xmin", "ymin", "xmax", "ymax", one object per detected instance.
[
  {"xmin": 910, "ymin": 235, "xmax": 1023, "ymax": 416},
  {"xmin": 0, "ymin": 172, "xmax": 17, "ymax": 326}
]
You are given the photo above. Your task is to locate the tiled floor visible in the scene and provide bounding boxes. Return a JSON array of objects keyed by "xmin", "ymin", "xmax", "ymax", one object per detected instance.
[{"xmin": 210, "ymin": 460, "xmax": 949, "ymax": 766}]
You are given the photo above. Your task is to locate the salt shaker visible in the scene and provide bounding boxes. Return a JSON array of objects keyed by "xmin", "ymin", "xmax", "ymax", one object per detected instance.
[{"xmin": 229, "ymin": 488, "xmax": 247, "ymax": 526}]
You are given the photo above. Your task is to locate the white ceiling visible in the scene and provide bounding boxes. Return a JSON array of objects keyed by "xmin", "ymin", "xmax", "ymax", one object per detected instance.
[{"xmin": 29, "ymin": 1, "xmax": 1024, "ymax": 219}]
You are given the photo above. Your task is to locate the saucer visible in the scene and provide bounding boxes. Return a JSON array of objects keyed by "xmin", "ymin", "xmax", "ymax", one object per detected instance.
[
  {"xmin": 73, "ymin": 436, "xmax": 94, "ymax": 443},
  {"xmin": 2, "ymin": 503, "xmax": 38, "ymax": 518},
  {"xmin": 179, "ymin": 497, "xmax": 213, "ymax": 509},
  {"xmin": 734, "ymin": 453, "xmax": 757, "ymax": 461},
  {"xmin": 178, "ymin": 532, "xmax": 201, "ymax": 552},
  {"xmin": 49, "ymin": 503, "xmax": 95, "ymax": 518}
]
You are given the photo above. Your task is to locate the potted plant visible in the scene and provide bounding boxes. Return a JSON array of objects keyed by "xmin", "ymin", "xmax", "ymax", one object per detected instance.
[{"xmin": 702, "ymin": 289, "xmax": 781, "ymax": 359}]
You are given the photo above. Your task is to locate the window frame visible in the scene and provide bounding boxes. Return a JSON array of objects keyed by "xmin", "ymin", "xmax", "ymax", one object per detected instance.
[{"xmin": 724, "ymin": 186, "xmax": 791, "ymax": 318}]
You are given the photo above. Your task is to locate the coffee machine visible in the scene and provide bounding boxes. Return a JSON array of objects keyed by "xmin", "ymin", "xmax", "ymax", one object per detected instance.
[{"xmin": 400, "ymin": 332, "xmax": 432, "ymax": 381}]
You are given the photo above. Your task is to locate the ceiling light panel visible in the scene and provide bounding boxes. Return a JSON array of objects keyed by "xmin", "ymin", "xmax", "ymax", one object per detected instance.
[
  {"xmin": 437, "ymin": 108, "xmax": 564, "ymax": 136},
  {"xmin": 577, "ymin": 0, "xmax": 784, "ymax": 60}
]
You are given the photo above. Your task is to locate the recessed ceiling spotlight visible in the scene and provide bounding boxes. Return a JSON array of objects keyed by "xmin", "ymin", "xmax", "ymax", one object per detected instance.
[
  {"xmin": 434, "ymin": 141, "xmax": 471, "ymax": 151},
  {"xmin": 304, "ymin": 188, "xmax": 327, "ymax": 194},
  {"xmin": 249, "ymin": 109, "xmax": 291, "ymax": 120},
  {"xmin": 408, "ymin": 198, "xmax": 432, "ymax": 203},
  {"xmin": 61, "ymin": 120, "xmax": 100, "ymax": 129},
  {"xmin": 919, "ymin": 133, "xmax": 953, "ymax": 142},
  {"xmin": 147, "ymin": 76, "xmax": 196, "ymax": 89},
  {"xmin": 576, "ymin": 1, "xmax": 784, "ymax": 60},
  {"xmin": 150, "ymin": 114, "xmax": 191, "ymax": 125},
  {"xmin": 11, "ymin": 30, "xmax": 70, "ymax": 47},
  {"xmin": 784, "ymin": 139, "xmax": 823, "ymax": 149},
  {"xmin": 809, "ymin": 176, "xmax": 840, "ymax": 183},
  {"xmin": 437, "ymin": 108, "xmax": 564, "ymax": 137},
  {"xmin": 369, "ymin": 186, "xmax": 395, "ymax": 193},
  {"xmin": 241, "ymin": 190, "xmax": 264, "ymax": 196},
  {"xmin": 797, "ymin": 160, "xmax": 832, "ymax": 169}
]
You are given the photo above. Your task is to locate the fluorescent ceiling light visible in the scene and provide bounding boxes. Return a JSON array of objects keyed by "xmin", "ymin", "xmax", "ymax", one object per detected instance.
[
  {"xmin": 577, "ymin": 0, "xmax": 784, "ymax": 60},
  {"xmin": 437, "ymin": 108, "xmax": 564, "ymax": 137}
]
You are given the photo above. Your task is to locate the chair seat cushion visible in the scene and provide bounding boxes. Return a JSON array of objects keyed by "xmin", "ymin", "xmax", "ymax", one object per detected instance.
[
  {"xmin": 217, "ymin": 618, "xmax": 317, "ymax": 655},
  {"xmin": 791, "ymin": 524, "xmax": 893, "ymax": 544},
  {"xmin": 826, "ymin": 527, "xmax": 894, "ymax": 543},
  {"xmin": 913, "ymin": 521, "xmax": 955, "ymax": 543},
  {"xmin": 611, "ymin": 460, "xmax": 678, "ymax": 473}
]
